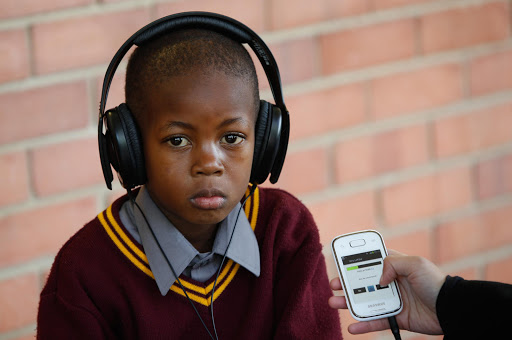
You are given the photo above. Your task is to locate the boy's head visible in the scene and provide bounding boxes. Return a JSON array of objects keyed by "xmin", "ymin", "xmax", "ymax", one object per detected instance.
[
  {"xmin": 125, "ymin": 29, "xmax": 259, "ymax": 125},
  {"xmin": 124, "ymin": 29, "xmax": 260, "ymax": 234}
]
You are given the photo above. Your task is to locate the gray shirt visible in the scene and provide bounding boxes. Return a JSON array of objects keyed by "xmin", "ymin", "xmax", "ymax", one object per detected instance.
[{"xmin": 119, "ymin": 186, "xmax": 260, "ymax": 296}]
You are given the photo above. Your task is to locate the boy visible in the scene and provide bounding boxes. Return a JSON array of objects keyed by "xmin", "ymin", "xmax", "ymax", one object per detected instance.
[{"xmin": 37, "ymin": 14, "xmax": 341, "ymax": 339}]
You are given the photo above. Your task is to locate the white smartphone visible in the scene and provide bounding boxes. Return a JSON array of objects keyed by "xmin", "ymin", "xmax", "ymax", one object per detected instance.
[{"xmin": 331, "ymin": 230, "xmax": 402, "ymax": 321}]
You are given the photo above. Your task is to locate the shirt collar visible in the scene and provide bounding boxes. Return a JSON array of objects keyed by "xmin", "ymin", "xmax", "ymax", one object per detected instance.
[{"xmin": 132, "ymin": 186, "xmax": 260, "ymax": 296}]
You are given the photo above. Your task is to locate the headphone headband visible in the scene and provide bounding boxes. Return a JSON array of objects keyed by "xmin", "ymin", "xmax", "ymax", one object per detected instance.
[{"xmin": 99, "ymin": 11, "xmax": 287, "ymax": 118}]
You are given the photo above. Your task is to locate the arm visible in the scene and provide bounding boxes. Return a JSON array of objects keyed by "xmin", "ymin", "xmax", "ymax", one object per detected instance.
[
  {"xmin": 271, "ymin": 194, "xmax": 341, "ymax": 339},
  {"xmin": 437, "ymin": 275, "xmax": 512, "ymax": 339}
]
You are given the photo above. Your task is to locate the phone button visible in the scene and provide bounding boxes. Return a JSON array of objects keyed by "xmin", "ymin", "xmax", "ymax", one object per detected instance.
[{"xmin": 350, "ymin": 239, "xmax": 366, "ymax": 247}]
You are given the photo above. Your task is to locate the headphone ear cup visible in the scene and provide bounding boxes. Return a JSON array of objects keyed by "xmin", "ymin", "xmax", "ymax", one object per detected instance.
[
  {"xmin": 98, "ymin": 130, "xmax": 114, "ymax": 190},
  {"xmin": 106, "ymin": 104, "xmax": 146, "ymax": 189},
  {"xmin": 251, "ymin": 100, "xmax": 281, "ymax": 184}
]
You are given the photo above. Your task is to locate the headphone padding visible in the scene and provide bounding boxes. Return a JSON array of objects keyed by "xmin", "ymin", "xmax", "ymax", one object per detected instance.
[
  {"xmin": 251, "ymin": 100, "xmax": 272, "ymax": 184},
  {"xmin": 135, "ymin": 16, "xmax": 252, "ymax": 46},
  {"xmin": 116, "ymin": 104, "xmax": 146, "ymax": 188}
]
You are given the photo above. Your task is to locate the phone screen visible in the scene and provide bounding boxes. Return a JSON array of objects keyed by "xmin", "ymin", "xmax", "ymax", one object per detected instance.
[{"xmin": 341, "ymin": 250, "xmax": 396, "ymax": 305}]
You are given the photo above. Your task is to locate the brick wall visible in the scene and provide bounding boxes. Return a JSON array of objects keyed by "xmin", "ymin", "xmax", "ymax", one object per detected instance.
[{"xmin": 1, "ymin": 1, "xmax": 511, "ymax": 339}]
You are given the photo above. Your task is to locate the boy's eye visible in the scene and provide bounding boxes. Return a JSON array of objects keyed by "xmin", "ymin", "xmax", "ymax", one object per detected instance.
[
  {"xmin": 168, "ymin": 137, "xmax": 190, "ymax": 147},
  {"xmin": 221, "ymin": 134, "xmax": 244, "ymax": 145}
]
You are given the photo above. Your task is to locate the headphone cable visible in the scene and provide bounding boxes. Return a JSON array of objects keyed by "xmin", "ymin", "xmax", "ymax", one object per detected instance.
[
  {"xmin": 388, "ymin": 316, "xmax": 402, "ymax": 340},
  {"xmin": 128, "ymin": 189, "xmax": 216, "ymax": 340},
  {"xmin": 210, "ymin": 184, "xmax": 257, "ymax": 340}
]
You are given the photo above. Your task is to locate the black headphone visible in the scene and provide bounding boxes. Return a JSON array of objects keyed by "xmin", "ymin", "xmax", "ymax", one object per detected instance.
[{"xmin": 98, "ymin": 11, "xmax": 290, "ymax": 190}]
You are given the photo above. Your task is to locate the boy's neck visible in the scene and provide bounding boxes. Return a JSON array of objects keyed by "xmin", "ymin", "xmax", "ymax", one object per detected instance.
[{"xmin": 176, "ymin": 223, "xmax": 219, "ymax": 253}]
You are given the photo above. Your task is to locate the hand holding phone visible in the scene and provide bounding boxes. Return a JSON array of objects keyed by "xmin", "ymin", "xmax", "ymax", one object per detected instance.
[
  {"xmin": 331, "ymin": 230, "xmax": 402, "ymax": 321},
  {"xmin": 330, "ymin": 242, "xmax": 445, "ymax": 336}
]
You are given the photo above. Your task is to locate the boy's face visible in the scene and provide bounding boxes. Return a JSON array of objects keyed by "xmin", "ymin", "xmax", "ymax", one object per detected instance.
[{"xmin": 140, "ymin": 70, "xmax": 256, "ymax": 234}]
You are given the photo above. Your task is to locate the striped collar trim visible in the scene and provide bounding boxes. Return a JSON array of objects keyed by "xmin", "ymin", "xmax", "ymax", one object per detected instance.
[{"xmin": 98, "ymin": 186, "xmax": 259, "ymax": 307}]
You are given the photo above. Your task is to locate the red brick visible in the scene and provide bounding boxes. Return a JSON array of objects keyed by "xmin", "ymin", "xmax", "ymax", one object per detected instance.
[
  {"xmin": 485, "ymin": 256, "xmax": 512, "ymax": 284},
  {"xmin": 0, "ymin": 82, "xmax": 89, "ymax": 144},
  {"xmin": 156, "ymin": 0, "xmax": 265, "ymax": 33},
  {"xmin": 436, "ymin": 217, "xmax": 480, "ymax": 264},
  {"xmin": 328, "ymin": 0, "xmax": 372, "ymax": 18},
  {"xmin": 270, "ymin": 147, "xmax": 329, "ymax": 196},
  {"xmin": 269, "ymin": 0, "xmax": 370, "ymax": 30},
  {"xmin": 373, "ymin": 126, "xmax": 429, "ymax": 173},
  {"xmin": 371, "ymin": 0, "xmax": 436, "ymax": 9},
  {"xmin": 434, "ymin": 103, "xmax": 512, "ymax": 159},
  {"xmin": 371, "ymin": 63, "xmax": 463, "ymax": 119},
  {"xmin": 287, "ymin": 83, "xmax": 366, "ymax": 141},
  {"xmin": 335, "ymin": 124, "xmax": 429, "ymax": 183},
  {"xmin": 335, "ymin": 135, "xmax": 373, "ymax": 183},
  {"xmin": 470, "ymin": 49, "xmax": 512, "ymax": 96},
  {"xmin": 0, "ymin": 152, "xmax": 29, "ymax": 207},
  {"xmin": 476, "ymin": 153, "xmax": 512, "ymax": 200},
  {"xmin": 269, "ymin": 37, "xmax": 317, "ymax": 85},
  {"xmin": 0, "ymin": 274, "xmax": 39, "ymax": 332},
  {"xmin": 320, "ymin": 19, "xmax": 415, "ymax": 74},
  {"xmin": 0, "ymin": 29, "xmax": 29, "ymax": 84},
  {"xmin": 308, "ymin": 191, "xmax": 377, "ymax": 245},
  {"xmin": 30, "ymin": 138, "xmax": 104, "ymax": 197},
  {"xmin": 0, "ymin": 0, "xmax": 92, "ymax": 19},
  {"xmin": 381, "ymin": 167, "xmax": 472, "ymax": 226},
  {"xmin": 32, "ymin": 10, "xmax": 151, "ymax": 74},
  {"xmin": 436, "ymin": 204, "xmax": 512, "ymax": 263},
  {"xmin": 386, "ymin": 229, "xmax": 432, "ymax": 260},
  {"xmin": 0, "ymin": 197, "xmax": 96, "ymax": 267},
  {"xmin": 420, "ymin": 2, "xmax": 510, "ymax": 54}
]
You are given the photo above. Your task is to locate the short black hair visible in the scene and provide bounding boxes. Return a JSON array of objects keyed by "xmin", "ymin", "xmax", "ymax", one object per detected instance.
[{"xmin": 125, "ymin": 29, "xmax": 259, "ymax": 123}]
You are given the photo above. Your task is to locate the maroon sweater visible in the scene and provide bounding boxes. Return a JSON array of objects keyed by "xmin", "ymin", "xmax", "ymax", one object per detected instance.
[{"xmin": 37, "ymin": 187, "xmax": 342, "ymax": 339}]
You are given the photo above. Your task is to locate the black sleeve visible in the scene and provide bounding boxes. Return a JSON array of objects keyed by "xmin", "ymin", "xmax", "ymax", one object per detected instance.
[{"xmin": 436, "ymin": 275, "xmax": 512, "ymax": 339}]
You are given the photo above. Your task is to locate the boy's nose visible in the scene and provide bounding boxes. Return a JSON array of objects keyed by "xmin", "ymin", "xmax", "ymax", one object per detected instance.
[{"xmin": 192, "ymin": 143, "xmax": 224, "ymax": 176}]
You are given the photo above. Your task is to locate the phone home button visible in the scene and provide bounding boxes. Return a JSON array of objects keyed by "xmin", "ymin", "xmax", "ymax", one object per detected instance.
[{"xmin": 350, "ymin": 239, "xmax": 366, "ymax": 247}]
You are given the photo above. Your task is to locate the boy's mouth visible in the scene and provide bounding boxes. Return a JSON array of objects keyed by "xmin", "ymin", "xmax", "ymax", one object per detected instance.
[{"xmin": 190, "ymin": 189, "xmax": 227, "ymax": 210}]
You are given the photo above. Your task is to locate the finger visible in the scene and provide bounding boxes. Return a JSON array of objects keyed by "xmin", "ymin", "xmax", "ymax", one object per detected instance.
[
  {"xmin": 329, "ymin": 277, "xmax": 343, "ymax": 291},
  {"xmin": 328, "ymin": 295, "xmax": 347, "ymax": 309},
  {"xmin": 380, "ymin": 254, "xmax": 408, "ymax": 286},
  {"xmin": 347, "ymin": 318, "xmax": 390, "ymax": 335},
  {"xmin": 380, "ymin": 250, "xmax": 407, "ymax": 286},
  {"xmin": 380, "ymin": 254, "xmax": 425, "ymax": 286}
]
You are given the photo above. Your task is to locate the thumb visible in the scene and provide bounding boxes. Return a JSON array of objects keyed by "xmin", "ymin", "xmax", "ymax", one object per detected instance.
[{"xmin": 379, "ymin": 254, "xmax": 415, "ymax": 286}]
